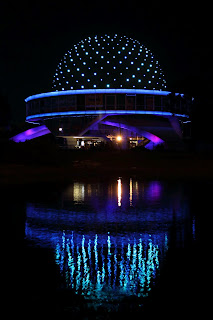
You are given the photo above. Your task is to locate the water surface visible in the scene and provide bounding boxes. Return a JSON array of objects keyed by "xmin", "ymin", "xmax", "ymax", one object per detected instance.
[{"xmin": 5, "ymin": 177, "xmax": 206, "ymax": 316}]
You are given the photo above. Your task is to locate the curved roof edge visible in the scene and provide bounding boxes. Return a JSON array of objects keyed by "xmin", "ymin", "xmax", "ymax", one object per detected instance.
[{"xmin": 25, "ymin": 89, "xmax": 184, "ymax": 103}]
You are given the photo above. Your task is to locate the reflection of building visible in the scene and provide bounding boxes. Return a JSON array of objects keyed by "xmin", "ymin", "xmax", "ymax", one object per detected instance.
[
  {"xmin": 25, "ymin": 178, "xmax": 195, "ymax": 303},
  {"xmin": 12, "ymin": 35, "xmax": 192, "ymax": 149}
]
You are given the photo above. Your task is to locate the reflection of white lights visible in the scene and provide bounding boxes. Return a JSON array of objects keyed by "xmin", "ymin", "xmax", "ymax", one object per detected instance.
[
  {"xmin": 116, "ymin": 135, "xmax": 122, "ymax": 142},
  {"xmin": 73, "ymin": 182, "xmax": 85, "ymax": 202},
  {"xmin": 118, "ymin": 178, "xmax": 122, "ymax": 206},
  {"xmin": 59, "ymin": 127, "xmax": 63, "ymax": 132},
  {"xmin": 130, "ymin": 178, "xmax": 133, "ymax": 206}
]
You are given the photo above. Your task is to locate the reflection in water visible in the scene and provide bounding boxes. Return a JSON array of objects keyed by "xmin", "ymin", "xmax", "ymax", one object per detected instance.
[
  {"xmin": 73, "ymin": 183, "xmax": 85, "ymax": 203},
  {"xmin": 55, "ymin": 232, "xmax": 163, "ymax": 300},
  {"xmin": 117, "ymin": 178, "xmax": 122, "ymax": 207},
  {"xmin": 25, "ymin": 178, "xmax": 194, "ymax": 305},
  {"xmin": 129, "ymin": 178, "xmax": 133, "ymax": 206}
]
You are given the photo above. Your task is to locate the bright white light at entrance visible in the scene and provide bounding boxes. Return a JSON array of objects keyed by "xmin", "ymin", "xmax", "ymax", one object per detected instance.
[{"xmin": 116, "ymin": 135, "xmax": 122, "ymax": 142}]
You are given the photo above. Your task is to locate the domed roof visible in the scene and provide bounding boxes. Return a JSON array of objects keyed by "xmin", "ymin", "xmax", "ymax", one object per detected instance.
[{"xmin": 52, "ymin": 34, "xmax": 167, "ymax": 91}]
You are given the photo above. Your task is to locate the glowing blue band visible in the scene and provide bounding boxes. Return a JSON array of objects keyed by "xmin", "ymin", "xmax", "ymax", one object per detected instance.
[
  {"xmin": 26, "ymin": 110, "xmax": 189, "ymax": 122},
  {"xmin": 25, "ymin": 88, "xmax": 184, "ymax": 102}
]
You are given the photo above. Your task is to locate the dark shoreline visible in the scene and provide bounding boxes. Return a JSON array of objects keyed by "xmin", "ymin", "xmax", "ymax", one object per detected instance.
[{"xmin": 1, "ymin": 149, "xmax": 213, "ymax": 185}]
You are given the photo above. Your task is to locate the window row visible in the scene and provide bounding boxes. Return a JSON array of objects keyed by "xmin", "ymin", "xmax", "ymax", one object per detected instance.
[{"xmin": 26, "ymin": 94, "xmax": 186, "ymax": 116}]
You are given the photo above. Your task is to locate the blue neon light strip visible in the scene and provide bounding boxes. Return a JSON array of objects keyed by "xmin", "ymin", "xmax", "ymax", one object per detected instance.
[
  {"xmin": 25, "ymin": 88, "xmax": 184, "ymax": 103},
  {"xmin": 26, "ymin": 110, "xmax": 189, "ymax": 122}
]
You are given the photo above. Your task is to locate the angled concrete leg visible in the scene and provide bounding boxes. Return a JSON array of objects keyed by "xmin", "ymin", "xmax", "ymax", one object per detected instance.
[
  {"xmin": 167, "ymin": 115, "xmax": 182, "ymax": 138},
  {"xmin": 79, "ymin": 114, "xmax": 109, "ymax": 136}
]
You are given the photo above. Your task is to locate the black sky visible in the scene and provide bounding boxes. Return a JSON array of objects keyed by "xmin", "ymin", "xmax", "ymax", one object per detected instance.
[{"xmin": 0, "ymin": 1, "xmax": 212, "ymax": 123}]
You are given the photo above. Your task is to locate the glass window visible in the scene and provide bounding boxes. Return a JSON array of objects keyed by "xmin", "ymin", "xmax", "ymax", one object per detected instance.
[
  {"xmin": 145, "ymin": 95, "xmax": 154, "ymax": 110},
  {"xmin": 85, "ymin": 94, "xmax": 96, "ymax": 109},
  {"xmin": 116, "ymin": 94, "xmax": 125, "ymax": 110},
  {"xmin": 136, "ymin": 94, "xmax": 145, "ymax": 110},
  {"xmin": 106, "ymin": 95, "xmax": 115, "ymax": 109},
  {"xmin": 95, "ymin": 94, "xmax": 104, "ymax": 110},
  {"xmin": 58, "ymin": 95, "xmax": 67, "ymax": 107},
  {"xmin": 67, "ymin": 95, "xmax": 77, "ymax": 110},
  {"xmin": 154, "ymin": 95, "xmax": 162, "ymax": 108},
  {"xmin": 125, "ymin": 95, "xmax": 135, "ymax": 110},
  {"xmin": 77, "ymin": 94, "xmax": 85, "ymax": 110}
]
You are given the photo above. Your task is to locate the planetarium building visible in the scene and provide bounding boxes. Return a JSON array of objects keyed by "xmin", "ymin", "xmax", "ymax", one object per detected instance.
[{"xmin": 23, "ymin": 34, "xmax": 192, "ymax": 150}]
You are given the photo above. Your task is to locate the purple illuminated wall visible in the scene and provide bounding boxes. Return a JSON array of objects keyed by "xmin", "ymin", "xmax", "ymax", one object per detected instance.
[{"xmin": 10, "ymin": 125, "xmax": 51, "ymax": 143}]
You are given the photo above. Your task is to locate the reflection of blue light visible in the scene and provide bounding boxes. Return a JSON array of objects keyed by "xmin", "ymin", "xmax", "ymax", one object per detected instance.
[
  {"xmin": 26, "ymin": 110, "xmax": 189, "ymax": 122},
  {"xmin": 54, "ymin": 231, "xmax": 162, "ymax": 299},
  {"xmin": 25, "ymin": 179, "xmax": 192, "ymax": 303}
]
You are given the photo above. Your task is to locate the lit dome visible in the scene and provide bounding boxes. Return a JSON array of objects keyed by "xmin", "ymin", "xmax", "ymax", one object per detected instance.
[{"xmin": 52, "ymin": 34, "xmax": 167, "ymax": 91}]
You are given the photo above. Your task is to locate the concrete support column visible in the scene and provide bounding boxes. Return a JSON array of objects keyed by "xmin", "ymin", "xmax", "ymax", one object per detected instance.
[{"xmin": 167, "ymin": 116, "xmax": 182, "ymax": 138}]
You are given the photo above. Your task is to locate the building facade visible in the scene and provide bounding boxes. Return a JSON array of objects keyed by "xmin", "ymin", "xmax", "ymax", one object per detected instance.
[{"xmin": 14, "ymin": 35, "xmax": 192, "ymax": 149}]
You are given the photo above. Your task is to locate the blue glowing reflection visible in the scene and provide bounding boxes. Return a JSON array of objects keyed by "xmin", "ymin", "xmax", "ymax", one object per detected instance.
[
  {"xmin": 54, "ymin": 231, "xmax": 162, "ymax": 299},
  {"xmin": 25, "ymin": 179, "xmax": 193, "ymax": 303}
]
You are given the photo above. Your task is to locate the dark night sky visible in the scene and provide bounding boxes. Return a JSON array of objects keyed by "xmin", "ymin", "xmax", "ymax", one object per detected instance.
[{"xmin": 0, "ymin": 1, "xmax": 212, "ymax": 124}]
